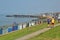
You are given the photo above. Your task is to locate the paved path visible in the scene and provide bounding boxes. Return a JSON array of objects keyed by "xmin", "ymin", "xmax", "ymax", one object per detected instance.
[{"xmin": 16, "ymin": 24, "xmax": 60, "ymax": 40}]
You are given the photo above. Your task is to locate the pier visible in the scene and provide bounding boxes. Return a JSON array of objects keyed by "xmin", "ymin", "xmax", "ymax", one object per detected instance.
[{"xmin": 6, "ymin": 15, "xmax": 42, "ymax": 18}]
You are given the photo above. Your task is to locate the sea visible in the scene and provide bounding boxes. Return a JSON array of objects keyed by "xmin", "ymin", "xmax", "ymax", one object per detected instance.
[{"xmin": 0, "ymin": 14, "xmax": 38, "ymax": 26}]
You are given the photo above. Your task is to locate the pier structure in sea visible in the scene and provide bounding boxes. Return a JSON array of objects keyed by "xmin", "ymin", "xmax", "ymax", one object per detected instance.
[{"xmin": 6, "ymin": 14, "xmax": 47, "ymax": 19}]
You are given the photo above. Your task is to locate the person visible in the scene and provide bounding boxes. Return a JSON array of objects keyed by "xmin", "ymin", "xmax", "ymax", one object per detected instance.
[
  {"xmin": 51, "ymin": 17, "xmax": 55, "ymax": 28},
  {"xmin": 47, "ymin": 17, "xmax": 51, "ymax": 28}
]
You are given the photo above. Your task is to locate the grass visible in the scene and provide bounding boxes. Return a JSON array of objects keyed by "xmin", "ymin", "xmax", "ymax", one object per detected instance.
[
  {"xmin": 0, "ymin": 23, "xmax": 48, "ymax": 40},
  {"xmin": 28, "ymin": 25, "xmax": 60, "ymax": 40}
]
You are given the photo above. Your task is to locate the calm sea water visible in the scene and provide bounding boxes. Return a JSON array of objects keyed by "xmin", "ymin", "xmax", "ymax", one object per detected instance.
[{"xmin": 0, "ymin": 14, "xmax": 38, "ymax": 26}]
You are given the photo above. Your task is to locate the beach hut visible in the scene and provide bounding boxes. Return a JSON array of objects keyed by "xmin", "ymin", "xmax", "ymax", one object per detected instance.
[
  {"xmin": 35, "ymin": 21, "xmax": 38, "ymax": 25},
  {"xmin": 3, "ymin": 28, "xmax": 8, "ymax": 34},
  {"xmin": 0, "ymin": 28, "xmax": 3, "ymax": 34},
  {"xmin": 29, "ymin": 22, "xmax": 32, "ymax": 27},
  {"xmin": 26, "ymin": 23, "xmax": 29, "ymax": 27},
  {"xmin": 26, "ymin": 22, "xmax": 32, "ymax": 27},
  {"xmin": 3, "ymin": 26, "xmax": 8, "ymax": 34},
  {"xmin": 18, "ymin": 24, "xmax": 23, "ymax": 30},
  {"xmin": 8, "ymin": 27, "xmax": 12, "ymax": 32},
  {"xmin": 12, "ymin": 22, "xmax": 18, "ymax": 31},
  {"xmin": 22, "ymin": 23, "xmax": 26, "ymax": 29},
  {"xmin": 12, "ymin": 25, "xmax": 18, "ymax": 31},
  {"xmin": 31, "ymin": 22, "xmax": 35, "ymax": 26}
]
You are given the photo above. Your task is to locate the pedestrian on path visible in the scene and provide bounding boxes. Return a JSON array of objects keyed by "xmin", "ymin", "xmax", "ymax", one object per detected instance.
[
  {"xmin": 47, "ymin": 17, "xmax": 51, "ymax": 28},
  {"xmin": 51, "ymin": 17, "xmax": 55, "ymax": 28}
]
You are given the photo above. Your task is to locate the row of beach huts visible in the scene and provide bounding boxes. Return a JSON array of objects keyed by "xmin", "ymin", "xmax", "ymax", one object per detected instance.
[{"xmin": 0, "ymin": 19, "xmax": 43, "ymax": 36}]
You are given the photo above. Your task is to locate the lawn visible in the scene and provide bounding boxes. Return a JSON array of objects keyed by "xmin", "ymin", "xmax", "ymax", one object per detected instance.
[
  {"xmin": 28, "ymin": 25, "xmax": 60, "ymax": 40},
  {"xmin": 0, "ymin": 23, "xmax": 48, "ymax": 40}
]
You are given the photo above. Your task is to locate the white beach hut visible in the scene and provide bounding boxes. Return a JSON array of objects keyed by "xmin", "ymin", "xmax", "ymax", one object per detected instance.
[
  {"xmin": 22, "ymin": 23, "xmax": 27, "ymax": 29},
  {"xmin": 31, "ymin": 22, "xmax": 35, "ymax": 26},
  {"xmin": 3, "ymin": 27, "xmax": 8, "ymax": 35},
  {"xmin": 18, "ymin": 24, "xmax": 23, "ymax": 30}
]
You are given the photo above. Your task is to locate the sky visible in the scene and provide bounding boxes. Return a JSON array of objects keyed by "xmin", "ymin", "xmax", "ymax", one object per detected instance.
[{"xmin": 0, "ymin": 0, "xmax": 60, "ymax": 14}]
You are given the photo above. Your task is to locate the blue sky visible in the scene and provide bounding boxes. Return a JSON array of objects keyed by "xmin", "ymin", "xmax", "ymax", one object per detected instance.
[{"xmin": 0, "ymin": 0, "xmax": 60, "ymax": 14}]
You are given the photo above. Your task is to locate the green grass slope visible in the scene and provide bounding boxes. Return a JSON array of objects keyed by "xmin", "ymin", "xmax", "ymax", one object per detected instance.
[{"xmin": 29, "ymin": 25, "xmax": 60, "ymax": 40}]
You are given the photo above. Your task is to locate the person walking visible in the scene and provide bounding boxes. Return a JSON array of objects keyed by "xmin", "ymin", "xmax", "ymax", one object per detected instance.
[
  {"xmin": 47, "ymin": 17, "xmax": 51, "ymax": 28},
  {"xmin": 51, "ymin": 17, "xmax": 55, "ymax": 28}
]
